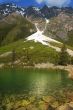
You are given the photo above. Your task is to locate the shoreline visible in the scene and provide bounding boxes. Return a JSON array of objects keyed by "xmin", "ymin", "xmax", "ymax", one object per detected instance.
[
  {"xmin": 35, "ymin": 63, "xmax": 73, "ymax": 78},
  {"xmin": 0, "ymin": 62, "xmax": 73, "ymax": 78}
]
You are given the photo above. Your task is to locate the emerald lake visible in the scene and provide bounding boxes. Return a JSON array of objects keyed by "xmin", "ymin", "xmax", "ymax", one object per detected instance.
[{"xmin": 0, "ymin": 68, "xmax": 73, "ymax": 97}]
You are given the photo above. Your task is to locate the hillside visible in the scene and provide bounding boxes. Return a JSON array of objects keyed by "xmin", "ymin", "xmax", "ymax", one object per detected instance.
[
  {"xmin": 0, "ymin": 3, "xmax": 73, "ymax": 47},
  {"xmin": 44, "ymin": 12, "xmax": 73, "ymax": 46},
  {"xmin": 0, "ymin": 3, "xmax": 73, "ymax": 67},
  {"xmin": 0, "ymin": 12, "xmax": 36, "ymax": 46},
  {"xmin": 0, "ymin": 39, "xmax": 60, "ymax": 65}
]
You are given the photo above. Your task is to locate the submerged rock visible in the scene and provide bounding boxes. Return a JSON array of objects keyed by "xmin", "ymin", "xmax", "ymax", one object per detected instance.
[
  {"xmin": 57, "ymin": 103, "xmax": 73, "ymax": 110},
  {"xmin": 48, "ymin": 105, "xmax": 55, "ymax": 110},
  {"xmin": 38, "ymin": 100, "xmax": 49, "ymax": 110},
  {"xmin": 16, "ymin": 107, "xmax": 26, "ymax": 110},
  {"xmin": 69, "ymin": 102, "xmax": 73, "ymax": 108},
  {"xmin": 27, "ymin": 104, "xmax": 38, "ymax": 110},
  {"xmin": 42, "ymin": 96, "xmax": 55, "ymax": 103}
]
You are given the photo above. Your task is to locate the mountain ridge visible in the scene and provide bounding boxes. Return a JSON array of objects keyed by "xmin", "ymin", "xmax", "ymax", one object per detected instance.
[
  {"xmin": 0, "ymin": 3, "xmax": 73, "ymax": 66},
  {"xmin": 0, "ymin": 3, "xmax": 73, "ymax": 46},
  {"xmin": 0, "ymin": 3, "xmax": 73, "ymax": 19}
]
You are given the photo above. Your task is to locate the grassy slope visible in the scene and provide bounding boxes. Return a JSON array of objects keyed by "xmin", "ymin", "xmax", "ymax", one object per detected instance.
[
  {"xmin": 49, "ymin": 42, "xmax": 73, "ymax": 51},
  {"xmin": 0, "ymin": 40, "xmax": 59, "ymax": 64}
]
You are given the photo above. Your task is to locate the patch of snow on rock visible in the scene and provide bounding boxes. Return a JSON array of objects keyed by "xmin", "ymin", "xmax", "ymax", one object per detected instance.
[
  {"xmin": 33, "ymin": 7, "xmax": 40, "ymax": 11},
  {"xmin": 26, "ymin": 31, "xmax": 59, "ymax": 45},
  {"xmin": 26, "ymin": 19, "xmax": 60, "ymax": 46},
  {"xmin": 25, "ymin": 19, "xmax": 73, "ymax": 56}
]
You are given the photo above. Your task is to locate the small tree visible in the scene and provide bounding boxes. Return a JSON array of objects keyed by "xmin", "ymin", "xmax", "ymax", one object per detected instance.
[
  {"xmin": 11, "ymin": 49, "xmax": 16, "ymax": 66},
  {"xmin": 58, "ymin": 44, "xmax": 70, "ymax": 66}
]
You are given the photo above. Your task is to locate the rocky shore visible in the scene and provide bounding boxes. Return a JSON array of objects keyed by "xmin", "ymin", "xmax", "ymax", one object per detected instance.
[
  {"xmin": 1, "ymin": 91, "xmax": 73, "ymax": 110},
  {"xmin": 35, "ymin": 63, "xmax": 73, "ymax": 79},
  {"xmin": 0, "ymin": 62, "xmax": 73, "ymax": 79}
]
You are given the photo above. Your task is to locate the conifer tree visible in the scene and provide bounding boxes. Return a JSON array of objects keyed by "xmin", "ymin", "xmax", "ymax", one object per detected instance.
[
  {"xmin": 58, "ymin": 44, "xmax": 70, "ymax": 66},
  {"xmin": 12, "ymin": 49, "xmax": 16, "ymax": 66}
]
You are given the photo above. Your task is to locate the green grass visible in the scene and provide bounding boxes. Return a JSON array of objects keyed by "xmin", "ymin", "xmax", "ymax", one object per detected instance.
[
  {"xmin": 0, "ymin": 40, "xmax": 59, "ymax": 64},
  {"xmin": 0, "ymin": 37, "xmax": 73, "ymax": 65},
  {"xmin": 49, "ymin": 42, "xmax": 73, "ymax": 50}
]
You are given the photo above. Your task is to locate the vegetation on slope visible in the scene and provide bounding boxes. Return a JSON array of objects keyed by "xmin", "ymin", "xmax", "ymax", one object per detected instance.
[
  {"xmin": 67, "ymin": 30, "xmax": 73, "ymax": 46},
  {"xmin": 0, "ymin": 13, "xmax": 36, "ymax": 46},
  {"xmin": 0, "ymin": 38, "xmax": 73, "ymax": 67},
  {"xmin": 0, "ymin": 40, "xmax": 59, "ymax": 65}
]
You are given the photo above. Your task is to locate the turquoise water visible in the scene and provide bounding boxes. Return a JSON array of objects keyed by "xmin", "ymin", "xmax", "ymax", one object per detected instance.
[{"xmin": 0, "ymin": 69, "xmax": 73, "ymax": 97}]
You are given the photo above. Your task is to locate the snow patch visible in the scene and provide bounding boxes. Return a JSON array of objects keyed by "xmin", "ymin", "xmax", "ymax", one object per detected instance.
[
  {"xmin": 26, "ymin": 19, "xmax": 60, "ymax": 45},
  {"xmin": 25, "ymin": 18, "xmax": 73, "ymax": 56},
  {"xmin": 6, "ymin": 5, "xmax": 9, "ymax": 7},
  {"xmin": 33, "ymin": 7, "xmax": 40, "ymax": 11},
  {"xmin": 26, "ymin": 31, "xmax": 59, "ymax": 45},
  {"xmin": 45, "ymin": 18, "xmax": 50, "ymax": 24},
  {"xmin": 16, "ymin": 10, "xmax": 25, "ymax": 16}
]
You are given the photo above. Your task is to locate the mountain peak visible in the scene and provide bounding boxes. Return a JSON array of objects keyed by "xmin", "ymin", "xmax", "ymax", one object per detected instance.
[
  {"xmin": 0, "ymin": 3, "xmax": 73, "ymax": 20},
  {"xmin": 42, "ymin": 5, "xmax": 49, "ymax": 10}
]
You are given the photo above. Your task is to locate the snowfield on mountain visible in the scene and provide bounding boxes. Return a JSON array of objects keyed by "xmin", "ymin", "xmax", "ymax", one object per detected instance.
[
  {"xmin": 26, "ymin": 19, "xmax": 60, "ymax": 45},
  {"xmin": 26, "ymin": 19, "xmax": 73, "ymax": 56}
]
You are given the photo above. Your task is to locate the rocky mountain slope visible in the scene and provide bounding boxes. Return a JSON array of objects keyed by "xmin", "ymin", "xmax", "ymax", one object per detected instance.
[
  {"xmin": 0, "ymin": 3, "xmax": 73, "ymax": 18},
  {"xmin": 0, "ymin": 3, "xmax": 73, "ymax": 48},
  {"xmin": 45, "ymin": 12, "xmax": 73, "ymax": 46},
  {"xmin": 0, "ymin": 3, "xmax": 26, "ymax": 19},
  {"xmin": 0, "ymin": 3, "xmax": 73, "ymax": 46}
]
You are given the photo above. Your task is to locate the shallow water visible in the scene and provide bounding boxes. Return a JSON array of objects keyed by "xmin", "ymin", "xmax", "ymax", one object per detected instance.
[{"xmin": 0, "ymin": 68, "xmax": 73, "ymax": 97}]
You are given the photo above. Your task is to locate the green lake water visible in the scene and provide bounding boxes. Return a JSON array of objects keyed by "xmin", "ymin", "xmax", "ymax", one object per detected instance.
[{"xmin": 0, "ymin": 68, "xmax": 73, "ymax": 97}]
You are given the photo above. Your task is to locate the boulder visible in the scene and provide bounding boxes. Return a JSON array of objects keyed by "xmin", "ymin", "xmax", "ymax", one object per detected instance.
[{"xmin": 57, "ymin": 103, "xmax": 73, "ymax": 110}]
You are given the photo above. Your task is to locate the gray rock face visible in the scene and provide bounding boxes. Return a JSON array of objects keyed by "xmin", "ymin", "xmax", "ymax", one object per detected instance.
[{"xmin": 45, "ymin": 12, "xmax": 73, "ymax": 46}]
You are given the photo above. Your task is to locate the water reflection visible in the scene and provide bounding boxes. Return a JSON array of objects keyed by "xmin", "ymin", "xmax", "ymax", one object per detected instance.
[{"xmin": 0, "ymin": 69, "xmax": 73, "ymax": 96}]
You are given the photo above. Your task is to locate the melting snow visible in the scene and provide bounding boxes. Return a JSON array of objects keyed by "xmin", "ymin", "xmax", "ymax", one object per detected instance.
[
  {"xmin": 25, "ymin": 19, "xmax": 73, "ymax": 56},
  {"xmin": 26, "ymin": 31, "xmax": 59, "ymax": 45},
  {"xmin": 26, "ymin": 19, "xmax": 60, "ymax": 45},
  {"xmin": 33, "ymin": 7, "xmax": 40, "ymax": 11},
  {"xmin": 16, "ymin": 11, "xmax": 25, "ymax": 16}
]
